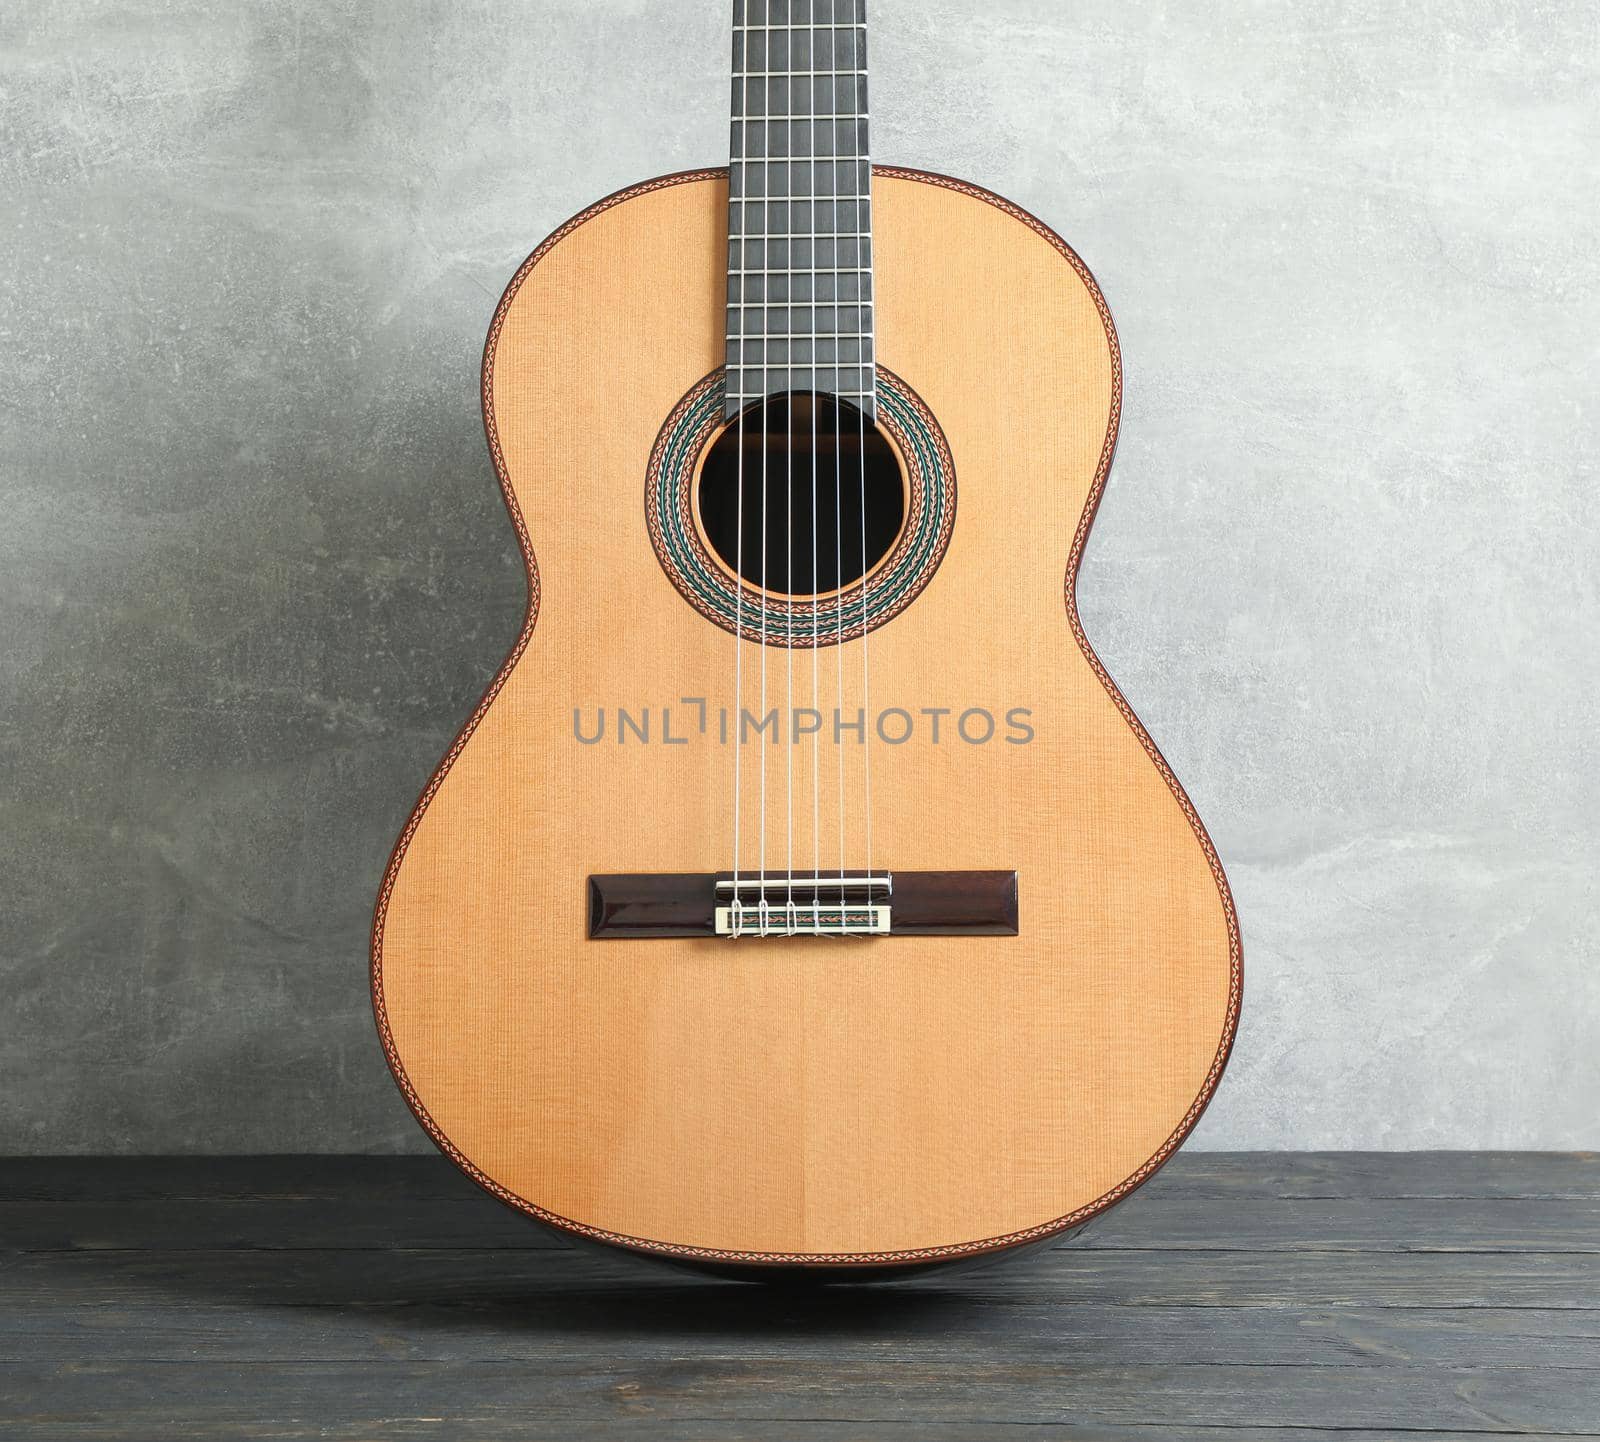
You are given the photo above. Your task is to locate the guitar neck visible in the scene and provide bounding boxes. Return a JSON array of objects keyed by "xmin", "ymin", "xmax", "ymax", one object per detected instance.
[{"xmin": 725, "ymin": 0, "xmax": 876, "ymax": 420}]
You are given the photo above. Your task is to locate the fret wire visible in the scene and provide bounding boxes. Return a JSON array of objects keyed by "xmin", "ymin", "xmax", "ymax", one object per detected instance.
[
  {"xmin": 726, "ymin": 301, "xmax": 873, "ymax": 308},
  {"xmin": 728, "ymin": 191, "xmax": 871, "ymax": 200},
  {"xmin": 729, "ymin": 169, "xmax": 870, "ymax": 180},
  {"xmin": 728, "ymin": 228, "xmax": 875, "ymax": 238},
  {"xmin": 727, "ymin": 311, "xmax": 873, "ymax": 317},
  {"xmin": 733, "ymin": 68, "xmax": 868, "ymax": 77}
]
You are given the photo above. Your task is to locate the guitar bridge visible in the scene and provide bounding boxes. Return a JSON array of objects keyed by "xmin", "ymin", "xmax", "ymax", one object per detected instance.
[{"xmin": 587, "ymin": 870, "xmax": 1018, "ymax": 940}]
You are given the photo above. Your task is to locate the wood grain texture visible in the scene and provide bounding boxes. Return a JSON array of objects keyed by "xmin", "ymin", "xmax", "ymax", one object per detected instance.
[
  {"xmin": 4, "ymin": 1157, "xmax": 1599, "ymax": 1441},
  {"xmin": 371, "ymin": 168, "xmax": 1241, "ymax": 1263}
]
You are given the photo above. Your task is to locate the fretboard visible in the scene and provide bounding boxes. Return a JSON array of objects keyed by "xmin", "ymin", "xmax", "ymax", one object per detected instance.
[{"xmin": 726, "ymin": 0, "xmax": 875, "ymax": 420}]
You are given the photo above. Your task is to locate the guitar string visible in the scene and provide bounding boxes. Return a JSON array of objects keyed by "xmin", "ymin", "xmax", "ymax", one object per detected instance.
[
  {"xmin": 730, "ymin": 8, "xmax": 748, "ymax": 937},
  {"xmin": 784, "ymin": 288, "xmax": 795, "ymax": 924},
  {"xmin": 809, "ymin": 0, "xmax": 822, "ymax": 926},
  {"xmin": 786, "ymin": 0, "xmax": 820, "ymax": 935},
  {"xmin": 857, "ymin": 1, "xmax": 874, "ymax": 922},
  {"xmin": 783, "ymin": 0, "xmax": 798, "ymax": 930},
  {"xmin": 758, "ymin": 0, "xmax": 771, "ymax": 935},
  {"xmin": 833, "ymin": 4, "xmax": 848, "ymax": 922}
]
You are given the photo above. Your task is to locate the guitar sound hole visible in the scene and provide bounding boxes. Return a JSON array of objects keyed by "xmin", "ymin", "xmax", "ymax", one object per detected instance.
[{"xmin": 696, "ymin": 392, "xmax": 906, "ymax": 598}]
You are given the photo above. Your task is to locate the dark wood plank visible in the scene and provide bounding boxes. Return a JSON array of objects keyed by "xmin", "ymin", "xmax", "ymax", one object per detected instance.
[
  {"xmin": 0, "ymin": 1196, "xmax": 552, "ymax": 1251},
  {"xmin": 1140, "ymin": 1151, "xmax": 1600, "ymax": 1201},
  {"xmin": 2, "ymin": 1289, "xmax": 1596, "ymax": 1368},
  {"xmin": 3, "ymin": 1244, "xmax": 1596, "ymax": 1310},
  {"xmin": 0, "ymin": 1417, "xmax": 1584, "ymax": 1442},
  {"xmin": 2, "ymin": 1360, "xmax": 1597, "ymax": 1436},
  {"xmin": 4, "ymin": 1191, "xmax": 1596, "ymax": 1253},
  {"xmin": 1071, "ymin": 1195, "xmax": 1600, "ymax": 1253},
  {"xmin": 3, "ymin": 1157, "xmax": 1598, "ymax": 1440}
]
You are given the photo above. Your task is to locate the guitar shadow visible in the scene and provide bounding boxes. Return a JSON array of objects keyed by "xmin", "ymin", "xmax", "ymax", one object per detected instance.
[
  {"xmin": 18, "ymin": 1156, "xmax": 1099, "ymax": 1342},
  {"xmin": 126, "ymin": 1241, "xmax": 1002, "ymax": 1340}
]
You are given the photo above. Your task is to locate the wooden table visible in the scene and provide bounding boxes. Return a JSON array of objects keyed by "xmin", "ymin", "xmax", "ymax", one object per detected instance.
[{"xmin": 2, "ymin": 1153, "xmax": 1596, "ymax": 1438}]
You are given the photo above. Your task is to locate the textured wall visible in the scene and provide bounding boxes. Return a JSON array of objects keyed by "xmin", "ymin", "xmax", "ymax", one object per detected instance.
[{"xmin": 2, "ymin": 0, "xmax": 1595, "ymax": 1153}]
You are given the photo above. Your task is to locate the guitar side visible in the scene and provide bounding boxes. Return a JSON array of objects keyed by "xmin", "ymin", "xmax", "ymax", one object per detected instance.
[{"xmin": 372, "ymin": 168, "xmax": 1241, "ymax": 1269}]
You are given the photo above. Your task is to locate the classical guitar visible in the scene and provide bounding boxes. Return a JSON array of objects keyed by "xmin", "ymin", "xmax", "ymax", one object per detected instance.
[{"xmin": 373, "ymin": 0, "xmax": 1240, "ymax": 1275}]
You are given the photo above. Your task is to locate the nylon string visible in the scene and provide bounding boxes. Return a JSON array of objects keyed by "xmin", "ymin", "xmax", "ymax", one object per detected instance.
[
  {"xmin": 730, "ymin": 14, "xmax": 747, "ymax": 936},
  {"xmin": 857, "ymin": 1, "xmax": 873, "ymax": 910},
  {"xmin": 809, "ymin": 7, "xmax": 822, "ymax": 908},
  {"xmin": 757, "ymin": 0, "xmax": 772, "ymax": 935}
]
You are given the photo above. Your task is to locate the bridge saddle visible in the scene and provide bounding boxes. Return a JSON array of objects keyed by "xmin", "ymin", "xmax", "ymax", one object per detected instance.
[{"xmin": 714, "ymin": 874, "xmax": 892, "ymax": 938}]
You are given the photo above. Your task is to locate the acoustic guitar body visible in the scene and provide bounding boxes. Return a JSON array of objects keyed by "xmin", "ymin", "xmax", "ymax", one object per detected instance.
[{"xmin": 372, "ymin": 166, "xmax": 1241, "ymax": 1276}]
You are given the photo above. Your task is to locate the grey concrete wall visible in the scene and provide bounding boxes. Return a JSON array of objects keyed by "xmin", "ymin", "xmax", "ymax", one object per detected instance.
[{"xmin": 2, "ymin": 0, "xmax": 1595, "ymax": 1154}]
